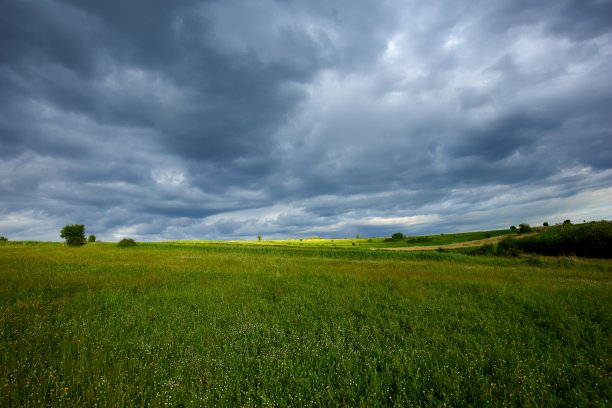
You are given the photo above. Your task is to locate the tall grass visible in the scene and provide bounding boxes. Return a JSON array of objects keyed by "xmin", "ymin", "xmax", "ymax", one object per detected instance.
[{"xmin": 1, "ymin": 243, "xmax": 610, "ymax": 406}]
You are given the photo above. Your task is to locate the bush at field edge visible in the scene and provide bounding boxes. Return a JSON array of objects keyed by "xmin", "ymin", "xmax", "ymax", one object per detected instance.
[{"xmin": 118, "ymin": 238, "xmax": 137, "ymax": 247}]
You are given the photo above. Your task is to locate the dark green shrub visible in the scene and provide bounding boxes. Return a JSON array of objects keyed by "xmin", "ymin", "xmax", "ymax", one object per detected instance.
[
  {"xmin": 497, "ymin": 238, "xmax": 521, "ymax": 257},
  {"xmin": 391, "ymin": 232, "xmax": 405, "ymax": 240},
  {"xmin": 515, "ymin": 220, "xmax": 612, "ymax": 258},
  {"xmin": 510, "ymin": 226, "xmax": 517, "ymax": 230},
  {"xmin": 543, "ymin": 222, "xmax": 549, "ymax": 227},
  {"xmin": 519, "ymin": 223, "xmax": 532, "ymax": 233},
  {"xmin": 557, "ymin": 220, "xmax": 612, "ymax": 257},
  {"xmin": 88, "ymin": 234, "xmax": 96, "ymax": 243},
  {"xmin": 118, "ymin": 238, "xmax": 137, "ymax": 247},
  {"xmin": 60, "ymin": 225, "xmax": 86, "ymax": 247},
  {"xmin": 0, "ymin": 236, "xmax": 7, "ymax": 242},
  {"xmin": 474, "ymin": 243, "xmax": 496, "ymax": 255}
]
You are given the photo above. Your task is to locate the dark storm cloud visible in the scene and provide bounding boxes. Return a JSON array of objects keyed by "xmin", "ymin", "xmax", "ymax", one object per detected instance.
[
  {"xmin": 486, "ymin": 0, "xmax": 612, "ymax": 41},
  {"xmin": 1, "ymin": 0, "xmax": 611, "ymax": 240}
]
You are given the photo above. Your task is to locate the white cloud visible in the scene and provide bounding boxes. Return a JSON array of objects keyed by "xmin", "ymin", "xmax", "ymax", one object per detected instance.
[
  {"xmin": 0, "ymin": 211, "xmax": 59, "ymax": 241},
  {"xmin": 152, "ymin": 169, "xmax": 186, "ymax": 186}
]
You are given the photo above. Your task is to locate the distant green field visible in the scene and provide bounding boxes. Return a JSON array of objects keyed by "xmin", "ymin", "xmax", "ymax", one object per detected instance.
[
  {"xmin": 1, "ymin": 243, "xmax": 610, "ymax": 406},
  {"xmin": 166, "ymin": 228, "xmax": 517, "ymax": 249}
]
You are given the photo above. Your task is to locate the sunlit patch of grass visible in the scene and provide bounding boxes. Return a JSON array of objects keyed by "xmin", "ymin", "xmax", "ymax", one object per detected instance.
[{"xmin": 0, "ymin": 243, "xmax": 610, "ymax": 406}]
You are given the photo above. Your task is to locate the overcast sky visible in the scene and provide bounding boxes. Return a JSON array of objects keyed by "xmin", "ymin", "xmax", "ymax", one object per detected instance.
[{"xmin": 1, "ymin": 0, "xmax": 611, "ymax": 241}]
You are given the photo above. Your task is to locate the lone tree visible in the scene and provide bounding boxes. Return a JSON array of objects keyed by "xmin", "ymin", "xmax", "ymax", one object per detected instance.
[
  {"xmin": 88, "ymin": 234, "xmax": 96, "ymax": 243},
  {"xmin": 60, "ymin": 224, "xmax": 86, "ymax": 247},
  {"xmin": 519, "ymin": 223, "xmax": 532, "ymax": 233},
  {"xmin": 0, "ymin": 236, "xmax": 8, "ymax": 242}
]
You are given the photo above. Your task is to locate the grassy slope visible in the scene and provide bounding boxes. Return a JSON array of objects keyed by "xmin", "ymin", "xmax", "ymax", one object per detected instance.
[{"xmin": 0, "ymin": 243, "xmax": 610, "ymax": 406}]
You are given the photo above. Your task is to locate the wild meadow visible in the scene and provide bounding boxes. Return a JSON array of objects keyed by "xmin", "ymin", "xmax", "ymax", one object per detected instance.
[{"xmin": 0, "ymin": 242, "xmax": 610, "ymax": 406}]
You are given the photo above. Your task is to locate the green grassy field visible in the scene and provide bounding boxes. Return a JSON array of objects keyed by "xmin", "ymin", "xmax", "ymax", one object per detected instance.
[
  {"xmin": 168, "ymin": 228, "xmax": 517, "ymax": 249},
  {"xmin": 1, "ymin": 242, "xmax": 610, "ymax": 406}
]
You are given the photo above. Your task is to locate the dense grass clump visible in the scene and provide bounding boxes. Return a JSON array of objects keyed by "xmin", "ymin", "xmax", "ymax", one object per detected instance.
[{"xmin": 0, "ymin": 243, "xmax": 610, "ymax": 406}]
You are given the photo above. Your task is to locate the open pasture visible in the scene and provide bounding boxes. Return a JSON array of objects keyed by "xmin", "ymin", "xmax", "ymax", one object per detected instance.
[{"xmin": 1, "ymin": 243, "xmax": 610, "ymax": 406}]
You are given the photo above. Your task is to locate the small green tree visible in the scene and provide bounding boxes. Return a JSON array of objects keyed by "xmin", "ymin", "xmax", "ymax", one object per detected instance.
[
  {"xmin": 257, "ymin": 235, "xmax": 262, "ymax": 242},
  {"xmin": 88, "ymin": 234, "xmax": 96, "ymax": 243},
  {"xmin": 543, "ymin": 222, "xmax": 549, "ymax": 227},
  {"xmin": 510, "ymin": 226, "xmax": 517, "ymax": 230},
  {"xmin": 564, "ymin": 219, "xmax": 571, "ymax": 224},
  {"xmin": 391, "ymin": 232, "xmax": 405, "ymax": 240},
  {"xmin": 0, "ymin": 236, "xmax": 8, "ymax": 242},
  {"xmin": 519, "ymin": 223, "xmax": 532, "ymax": 233},
  {"xmin": 60, "ymin": 224, "xmax": 86, "ymax": 247}
]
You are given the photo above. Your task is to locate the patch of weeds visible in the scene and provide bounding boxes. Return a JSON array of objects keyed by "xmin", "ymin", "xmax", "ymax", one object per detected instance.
[
  {"xmin": 525, "ymin": 256, "xmax": 543, "ymax": 267},
  {"xmin": 557, "ymin": 257, "xmax": 575, "ymax": 268}
]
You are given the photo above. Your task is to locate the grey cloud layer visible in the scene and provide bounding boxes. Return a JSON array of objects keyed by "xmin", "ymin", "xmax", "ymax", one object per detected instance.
[{"xmin": 1, "ymin": 0, "xmax": 611, "ymax": 240}]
